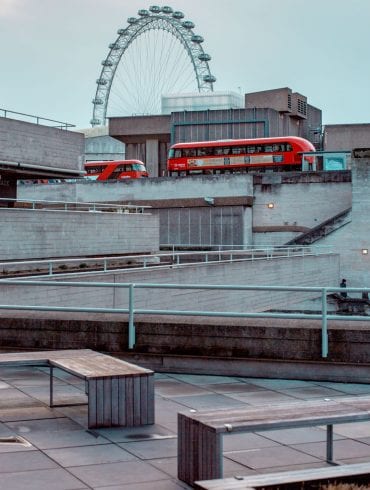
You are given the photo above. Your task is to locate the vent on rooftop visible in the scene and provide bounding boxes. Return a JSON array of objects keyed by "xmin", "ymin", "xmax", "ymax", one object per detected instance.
[{"xmin": 0, "ymin": 436, "xmax": 32, "ymax": 447}]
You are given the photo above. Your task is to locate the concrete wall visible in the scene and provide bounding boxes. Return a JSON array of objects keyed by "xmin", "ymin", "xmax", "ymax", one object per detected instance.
[
  {"xmin": 0, "ymin": 118, "xmax": 84, "ymax": 170},
  {"xmin": 0, "ymin": 254, "xmax": 339, "ymax": 312},
  {"xmin": 318, "ymin": 157, "xmax": 370, "ymax": 288},
  {"xmin": 253, "ymin": 173, "xmax": 352, "ymax": 245},
  {"xmin": 0, "ymin": 208, "xmax": 159, "ymax": 260},
  {"xmin": 18, "ymin": 173, "xmax": 254, "ymax": 203},
  {"xmin": 324, "ymin": 124, "xmax": 370, "ymax": 151},
  {"xmin": 18, "ymin": 172, "xmax": 352, "ymax": 248}
]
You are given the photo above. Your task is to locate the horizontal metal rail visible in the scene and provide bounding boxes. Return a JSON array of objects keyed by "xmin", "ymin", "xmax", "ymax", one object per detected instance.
[
  {"xmin": 0, "ymin": 279, "xmax": 368, "ymax": 355},
  {"xmin": 0, "ymin": 108, "xmax": 75, "ymax": 129},
  {"xmin": 0, "ymin": 197, "xmax": 150, "ymax": 214},
  {"xmin": 0, "ymin": 246, "xmax": 334, "ymax": 277}
]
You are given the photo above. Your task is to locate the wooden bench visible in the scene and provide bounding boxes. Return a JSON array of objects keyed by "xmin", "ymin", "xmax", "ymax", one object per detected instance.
[
  {"xmin": 0, "ymin": 349, "xmax": 154, "ymax": 429},
  {"xmin": 194, "ymin": 462, "xmax": 370, "ymax": 489},
  {"xmin": 178, "ymin": 396, "xmax": 370, "ymax": 487}
]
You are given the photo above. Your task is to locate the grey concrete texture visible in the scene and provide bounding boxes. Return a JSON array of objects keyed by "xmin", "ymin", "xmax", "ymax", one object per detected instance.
[
  {"xmin": 0, "ymin": 208, "xmax": 159, "ymax": 260},
  {"xmin": 0, "ymin": 118, "xmax": 84, "ymax": 170},
  {"xmin": 2, "ymin": 365, "xmax": 370, "ymax": 489}
]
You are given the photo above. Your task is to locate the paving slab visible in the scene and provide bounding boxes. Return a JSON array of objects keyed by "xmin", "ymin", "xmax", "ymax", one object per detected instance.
[
  {"xmin": 14, "ymin": 428, "xmax": 110, "ymax": 450},
  {"xmin": 154, "ymin": 378, "xmax": 213, "ymax": 397},
  {"xmin": 0, "ymin": 406, "xmax": 60, "ymax": 422},
  {"xmin": 96, "ymin": 424, "xmax": 176, "ymax": 443},
  {"xmin": 330, "ymin": 420, "xmax": 370, "ymax": 438},
  {"xmin": 314, "ymin": 381, "xmax": 370, "ymax": 395},
  {"xmin": 225, "ymin": 445, "xmax": 322, "ymax": 470},
  {"xmin": 223, "ymin": 432, "xmax": 280, "ymax": 451},
  {"xmin": 166, "ymin": 374, "xmax": 240, "ymax": 385},
  {"xmin": 168, "ymin": 393, "xmax": 247, "ymax": 410},
  {"xmin": 17, "ymin": 384, "xmax": 87, "ymax": 405},
  {"xmin": 227, "ymin": 389, "xmax": 298, "ymax": 405},
  {"xmin": 119, "ymin": 438, "xmax": 178, "ymax": 459},
  {"xmin": 0, "ymin": 450, "xmax": 58, "ymax": 472},
  {"xmin": 291, "ymin": 439, "xmax": 370, "ymax": 460},
  {"xmin": 199, "ymin": 382, "xmax": 266, "ymax": 394},
  {"xmin": 6, "ymin": 416, "xmax": 84, "ymax": 435},
  {"xmin": 279, "ymin": 385, "xmax": 347, "ymax": 399},
  {"xmin": 0, "ymin": 467, "xmax": 88, "ymax": 489},
  {"xmin": 255, "ymin": 426, "xmax": 344, "ymax": 445},
  {"xmin": 45, "ymin": 443, "xmax": 137, "ymax": 467},
  {"xmin": 67, "ymin": 460, "xmax": 172, "ymax": 487},
  {"xmin": 95, "ymin": 480, "xmax": 189, "ymax": 490},
  {"xmin": 240, "ymin": 378, "xmax": 317, "ymax": 389}
]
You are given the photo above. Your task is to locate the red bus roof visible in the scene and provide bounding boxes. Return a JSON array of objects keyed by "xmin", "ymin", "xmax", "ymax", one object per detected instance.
[
  {"xmin": 84, "ymin": 159, "xmax": 145, "ymax": 166},
  {"xmin": 170, "ymin": 136, "xmax": 315, "ymax": 150}
]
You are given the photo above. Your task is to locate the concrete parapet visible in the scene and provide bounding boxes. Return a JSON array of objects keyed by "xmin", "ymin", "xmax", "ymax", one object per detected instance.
[{"xmin": 0, "ymin": 208, "xmax": 159, "ymax": 260}]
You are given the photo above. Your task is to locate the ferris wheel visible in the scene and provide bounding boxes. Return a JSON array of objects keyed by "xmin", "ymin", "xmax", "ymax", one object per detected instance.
[{"xmin": 90, "ymin": 5, "xmax": 216, "ymax": 126}]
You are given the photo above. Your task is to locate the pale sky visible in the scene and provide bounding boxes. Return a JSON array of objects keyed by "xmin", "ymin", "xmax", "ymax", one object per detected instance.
[{"xmin": 1, "ymin": 0, "xmax": 370, "ymax": 129}]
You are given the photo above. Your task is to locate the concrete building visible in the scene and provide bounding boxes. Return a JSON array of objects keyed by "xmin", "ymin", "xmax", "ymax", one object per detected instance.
[
  {"xmin": 0, "ymin": 115, "xmax": 84, "ymax": 203},
  {"xmin": 109, "ymin": 86, "xmax": 323, "ymax": 177},
  {"xmin": 80, "ymin": 125, "xmax": 125, "ymax": 162},
  {"xmin": 161, "ymin": 90, "xmax": 244, "ymax": 114},
  {"xmin": 324, "ymin": 123, "xmax": 370, "ymax": 151}
]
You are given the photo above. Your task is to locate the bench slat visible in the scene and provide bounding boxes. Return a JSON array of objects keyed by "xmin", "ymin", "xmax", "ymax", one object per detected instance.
[
  {"xmin": 195, "ymin": 462, "xmax": 370, "ymax": 489},
  {"xmin": 186, "ymin": 397, "xmax": 370, "ymax": 433},
  {"xmin": 179, "ymin": 396, "xmax": 370, "ymax": 486},
  {"xmin": 51, "ymin": 355, "xmax": 152, "ymax": 378}
]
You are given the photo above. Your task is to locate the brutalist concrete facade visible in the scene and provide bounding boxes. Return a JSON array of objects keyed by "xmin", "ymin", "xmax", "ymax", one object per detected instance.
[{"xmin": 109, "ymin": 87, "xmax": 323, "ymax": 177}]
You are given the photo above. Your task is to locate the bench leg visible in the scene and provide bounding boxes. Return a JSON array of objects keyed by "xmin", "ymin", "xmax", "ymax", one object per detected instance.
[
  {"xmin": 326, "ymin": 424, "xmax": 339, "ymax": 464},
  {"xmin": 87, "ymin": 374, "xmax": 155, "ymax": 429},
  {"xmin": 178, "ymin": 413, "xmax": 222, "ymax": 487},
  {"xmin": 49, "ymin": 365, "xmax": 54, "ymax": 407}
]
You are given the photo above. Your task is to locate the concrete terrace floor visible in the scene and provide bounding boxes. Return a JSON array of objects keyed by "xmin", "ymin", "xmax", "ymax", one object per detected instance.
[{"xmin": 2, "ymin": 368, "xmax": 370, "ymax": 489}]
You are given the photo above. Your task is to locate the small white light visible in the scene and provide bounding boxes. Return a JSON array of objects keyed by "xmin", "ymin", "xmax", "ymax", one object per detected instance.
[
  {"xmin": 267, "ymin": 203, "xmax": 274, "ymax": 209},
  {"xmin": 362, "ymin": 249, "xmax": 369, "ymax": 255}
]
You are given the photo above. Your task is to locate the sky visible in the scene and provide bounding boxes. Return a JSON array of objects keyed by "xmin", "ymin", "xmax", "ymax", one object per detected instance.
[{"xmin": 1, "ymin": 0, "xmax": 370, "ymax": 129}]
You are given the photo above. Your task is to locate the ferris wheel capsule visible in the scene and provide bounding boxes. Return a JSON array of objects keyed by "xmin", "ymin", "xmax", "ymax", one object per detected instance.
[
  {"xmin": 162, "ymin": 6, "xmax": 173, "ymax": 14},
  {"xmin": 191, "ymin": 35, "xmax": 204, "ymax": 43},
  {"xmin": 198, "ymin": 53, "xmax": 211, "ymax": 61},
  {"xmin": 138, "ymin": 9, "xmax": 149, "ymax": 16},
  {"xmin": 149, "ymin": 6, "xmax": 161, "ymax": 13},
  {"xmin": 203, "ymin": 74, "xmax": 216, "ymax": 83},
  {"xmin": 172, "ymin": 11, "xmax": 184, "ymax": 19},
  {"xmin": 182, "ymin": 20, "xmax": 195, "ymax": 29}
]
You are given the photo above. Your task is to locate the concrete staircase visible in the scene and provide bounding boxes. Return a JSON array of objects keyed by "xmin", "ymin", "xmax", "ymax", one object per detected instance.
[{"xmin": 286, "ymin": 207, "xmax": 352, "ymax": 245}]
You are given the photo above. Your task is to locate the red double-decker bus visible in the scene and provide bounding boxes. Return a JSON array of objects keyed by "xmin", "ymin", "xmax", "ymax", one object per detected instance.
[
  {"xmin": 84, "ymin": 160, "xmax": 148, "ymax": 180},
  {"xmin": 167, "ymin": 136, "xmax": 315, "ymax": 175}
]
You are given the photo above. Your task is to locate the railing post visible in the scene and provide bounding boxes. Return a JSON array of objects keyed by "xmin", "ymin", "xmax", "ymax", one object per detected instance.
[
  {"xmin": 103, "ymin": 259, "xmax": 107, "ymax": 272},
  {"xmin": 128, "ymin": 284, "xmax": 135, "ymax": 349},
  {"xmin": 321, "ymin": 288, "xmax": 328, "ymax": 358},
  {"xmin": 48, "ymin": 262, "xmax": 53, "ymax": 276}
]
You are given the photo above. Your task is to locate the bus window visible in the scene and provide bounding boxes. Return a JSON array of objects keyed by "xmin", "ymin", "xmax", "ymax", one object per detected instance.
[
  {"xmin": 132, "ymin": 163, "xmax": 146, "ymax": 171},
  {"xmin": 231, "ymin": 147, "xmax": 244, "ymax": 155},
  {"xmin": 183, "ymin": 148, "xmax": 197, "ymax": 157},
  {"xmin": 174, "ymin": 149, "xmax": 182, "ymax": 158}
]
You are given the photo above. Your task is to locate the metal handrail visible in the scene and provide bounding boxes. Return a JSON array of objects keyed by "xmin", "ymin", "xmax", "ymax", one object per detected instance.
[
  {"xmin": 0, "ymin": 197, "xmax": 150, "ymax": 214},
  {"xmin": 0, "ymin": 246, "xmax": 334, "ymax": 276},
  {"xmin": 0, "ymin": 279, "xmax": 368, "ymax": 356},
  {"xmin": 0, "ymin": 108, "xmax": 75, "ymax": 130}
]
